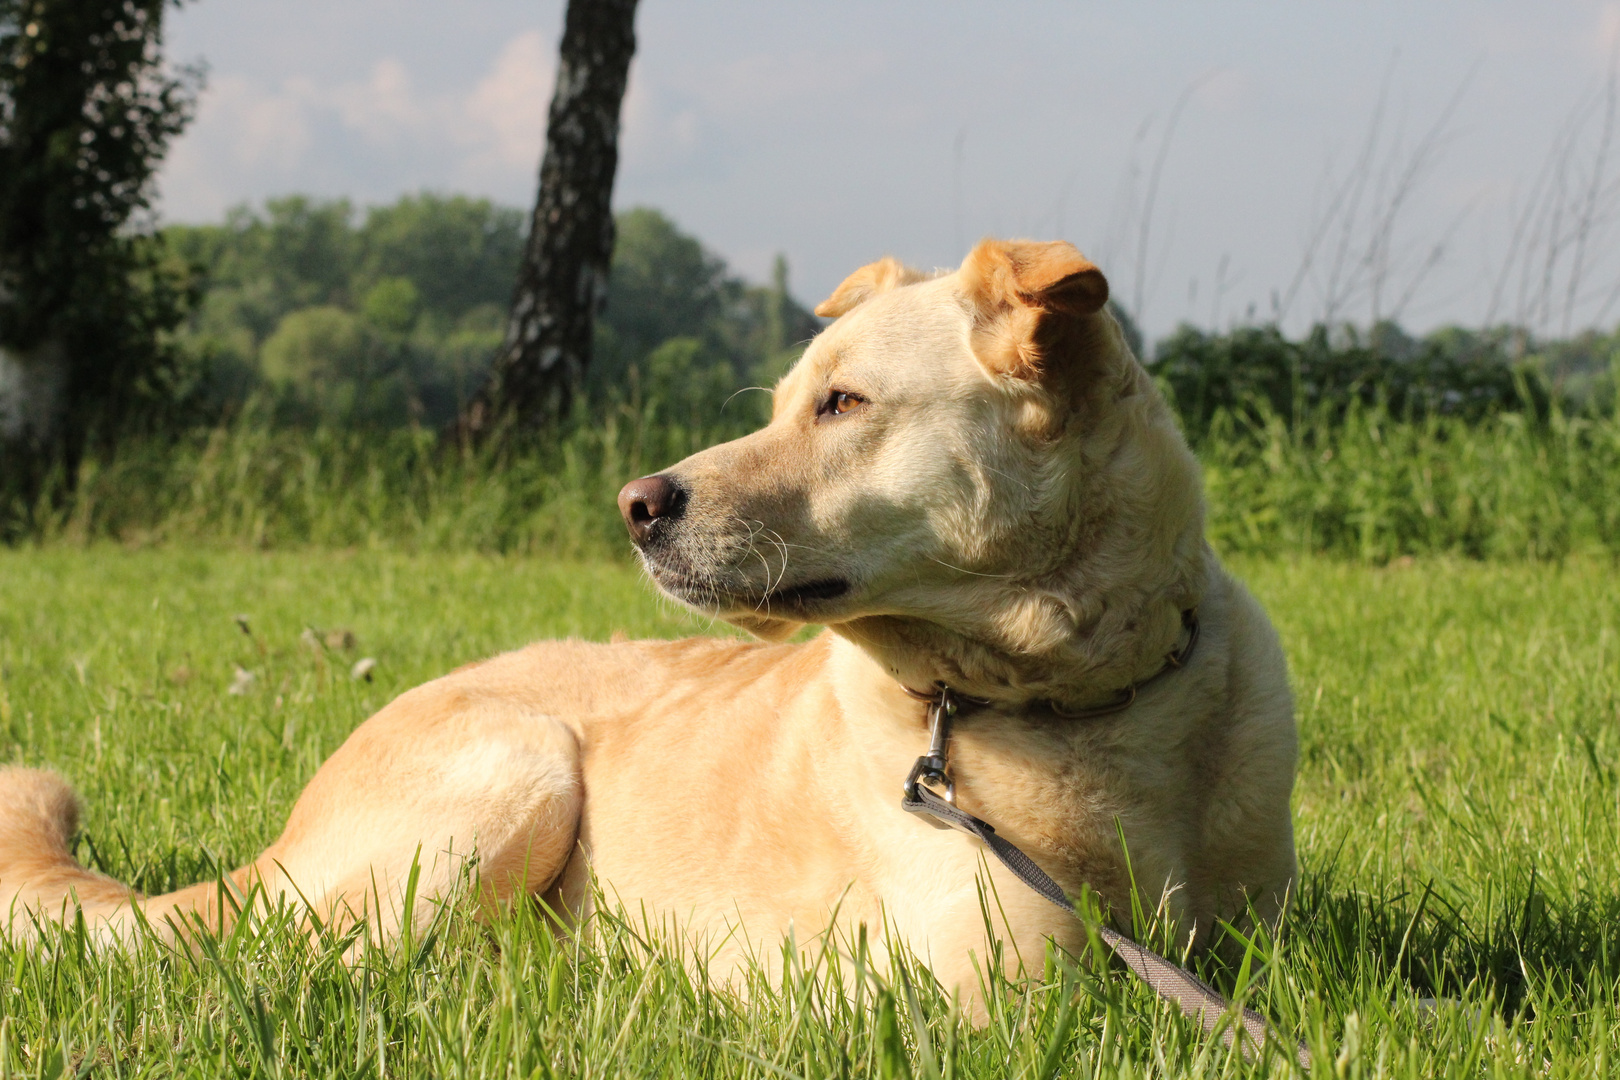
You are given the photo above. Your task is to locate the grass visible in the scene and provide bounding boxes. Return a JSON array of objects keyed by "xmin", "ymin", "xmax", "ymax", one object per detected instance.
[
  {"xmin": 1201, "ymin": 403, "xmax": 1620, "ymax": 561},
  {"xmin": 5, "ymin": 402, "xmax": 733, "ymax": 557},
  {"xmin": 12, "ymin": 394, "xmax": 1620, "ymax": 562},
  {"xmin": 0, "ymin": 548, "xmax": 1617, "ymax": 1076}
]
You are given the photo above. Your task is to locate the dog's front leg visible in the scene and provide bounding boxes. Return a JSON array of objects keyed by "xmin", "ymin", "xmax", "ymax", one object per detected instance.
[{"xmin": 231, "ymin": 687, "xmax": 584, "ymax": 941}]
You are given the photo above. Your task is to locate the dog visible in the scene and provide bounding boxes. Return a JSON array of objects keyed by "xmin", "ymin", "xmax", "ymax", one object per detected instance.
[{"xmin": 0, "ymin": 239, "xmax": 1298, "ymax": 1002}]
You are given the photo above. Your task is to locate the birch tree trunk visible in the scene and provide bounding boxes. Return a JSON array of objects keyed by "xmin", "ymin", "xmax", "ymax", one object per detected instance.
[{"xmin": 462, "ymin": 0, "xmax": 639, "ymax": 437}]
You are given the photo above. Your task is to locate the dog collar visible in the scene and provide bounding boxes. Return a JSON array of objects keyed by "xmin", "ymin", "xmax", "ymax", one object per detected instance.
[{"xmin": 899, "ymin": 607, "xmax": 1200, "ymax": 723}]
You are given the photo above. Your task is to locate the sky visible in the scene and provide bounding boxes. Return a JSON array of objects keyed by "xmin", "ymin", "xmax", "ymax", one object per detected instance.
[{"xmin": 158, "ymin": 1, "xmax": 1620, "ymax": 343}]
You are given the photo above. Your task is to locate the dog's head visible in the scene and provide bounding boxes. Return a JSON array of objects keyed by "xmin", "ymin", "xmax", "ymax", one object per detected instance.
[{"xmin": 618, "ymin": 239, "xmax": 1208, "ymax": 700}]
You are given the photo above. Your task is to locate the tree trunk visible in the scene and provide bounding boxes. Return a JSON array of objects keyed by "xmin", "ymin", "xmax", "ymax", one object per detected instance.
[
  {"xmin": 0, "ymin": 338, "xmax": 66, "ymax": 448},
  {"xmin": 463, "ymin": 0, "xmax": 640, "ymax": 438}
]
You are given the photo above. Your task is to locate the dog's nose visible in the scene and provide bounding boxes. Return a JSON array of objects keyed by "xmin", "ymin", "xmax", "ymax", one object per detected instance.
[{"xmin": 618, "ymin": 474, "xmax": 687, "ymax": 544}]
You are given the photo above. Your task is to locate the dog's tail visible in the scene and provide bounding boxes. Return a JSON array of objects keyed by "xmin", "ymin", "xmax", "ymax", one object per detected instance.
[{"xmin": 0, "ymin": 767, "xmax": 242, "ymax": 942}]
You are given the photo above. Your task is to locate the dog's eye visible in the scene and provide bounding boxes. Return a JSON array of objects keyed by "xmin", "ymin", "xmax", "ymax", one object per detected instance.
[{"xmin": 821, "ymin": 390, "xmax": 864, "ymax": 417}]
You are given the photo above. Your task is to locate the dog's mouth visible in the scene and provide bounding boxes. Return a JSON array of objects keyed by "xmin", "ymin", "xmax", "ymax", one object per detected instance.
[
  {"xmin": 641, "ymin": 556, "xmax": 851, "ymax": 615},
  {"xmin": 762, "ymin": 577, "xmax": 851, "ymax": 607}
]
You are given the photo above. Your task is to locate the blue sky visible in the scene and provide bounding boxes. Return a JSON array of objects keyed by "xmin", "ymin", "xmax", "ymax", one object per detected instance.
[{"xmin": 159, "ymin": 1, "xmax": 1620, "ymax": 342}]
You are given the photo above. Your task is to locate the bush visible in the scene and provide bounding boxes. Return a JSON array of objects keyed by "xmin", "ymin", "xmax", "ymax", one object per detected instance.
[
  {"xmin": 1149, "ymin": 321, "xmax": 1541, "ymax": 441},
  {"xmin": 361, "ymin": 277, "xmax": 422, "ymax": 335},
  {"xmin": 635, "ymin": 336, "xmax": 765, "ymax": 434},
  {"xmin": 260, "ymin": 307, "xmax": 371, "ymax": 388}
]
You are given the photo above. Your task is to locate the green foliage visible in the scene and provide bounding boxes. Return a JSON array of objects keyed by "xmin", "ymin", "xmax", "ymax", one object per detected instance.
[
  {"xmin": 167, "ymin": 195, "xmax": 511, "ymax": 427},
  {"xmin": 591, "ymin": 209, "xmax": 819, "ymax": 423},
  {"xmin": 360, "ymin": 276, "xmax": 421, "ymax": 335},
  {"xmin": 355, "ymin": 193, "xmax": 525, "ymax": 323},
  {"xmin": 166, "ymin": 197, "xmax": 356, "ymax": 338},
  {"xmin": 16, "ymin": 388, "xmax": 1620, "ymax": 560},
  {"xmin": 1149, "ymin": 321, "xmax": 1554, "ymax": 441},
  {"xmin": 636, "ymin": 336, "xmax": 756, "ymax": 432},
  {"xmin": 260, "ymin": 307, "xmax": 367, "ymax": 387},
  {"xmin": 1201, "ymin": 399, "xmax": 1620, "ymax": 562},
  {"xmin": 0, "ymin": 0, "xmax": 201, "ymax": 453},
  {"xmin": 2, "ymin": 550, "xmax": 1618, "ymax": 1074},
  {"xmin": 243, "ymin": 195, "xmax": 357, "ymax": 312},
  {"xmin": 253, "ymin": 306, "xmax": 423, "ymax": 426},
  {"xmin": 594, "ymin": 206, "xmax": 726, "ymax": 371},
  {"xmin": 13, "ymin": 392, "xmax": 748, "ymax": 552},
  {"xmin": 164, "ymin": 199, "xmax": 820, "ymax": 431}
]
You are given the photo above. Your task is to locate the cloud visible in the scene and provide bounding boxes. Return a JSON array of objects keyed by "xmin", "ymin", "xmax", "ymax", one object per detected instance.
[
  {"xmin": 158, "ymin": 31, "xmax": 556, "ymax": 219},
  {"xmin": 218, "ymin": 74, "xmax": 315, "ymax": 166},
  {"xmin": 330, "ymin": 59, "xmax": 430, "ymax": 144},
  {"xmin": 1600, "ymin": 3, "xmax": 1620, "ymax": 57},
  {"xmin": 1192, "ymin": 68, "xmax": 1255, "ymax": 114},
  {"xmin": 619, "ymin": 72, "xmax": 704, "ymax": 175},
  {"xmin": 157, "ymin": 73, "xmax": 315, "ymax": 215},
  {"xmin": 615, "ymin": 44, "xmax": 886, "ymax": 182},
  {"xmin": 465, "ymin": 32, "xmax": 554, "ymax": 172}
]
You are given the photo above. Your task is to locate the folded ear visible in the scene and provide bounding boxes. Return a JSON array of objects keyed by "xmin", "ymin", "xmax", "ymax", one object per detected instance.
[
  {"xmin": 814, "ymin": 256, "xmax": 929, "ymax": 318},
  {"xmin": 958, "ymin": 239, "xmax": 1110, "ymax": 380}
]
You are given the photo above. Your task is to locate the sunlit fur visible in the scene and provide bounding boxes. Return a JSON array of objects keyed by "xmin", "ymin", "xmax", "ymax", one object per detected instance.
[
  {"xmin": 644, "ymin": 239, "xmax": 1210, "ymax": 705},
  {"xmin": 0, "ymin": 239, "xmax": 1297, "ymax": 1012}
]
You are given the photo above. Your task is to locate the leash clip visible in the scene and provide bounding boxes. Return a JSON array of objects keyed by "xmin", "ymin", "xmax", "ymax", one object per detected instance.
[{"xmin": 903, "ymin": 686, "xmax": 958, "ymax": 809}]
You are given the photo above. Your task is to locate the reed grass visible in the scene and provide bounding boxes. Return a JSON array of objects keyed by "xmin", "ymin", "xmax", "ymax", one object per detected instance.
[
  {"xmin": 12, "ymin": 395, "xmax": 1620, "ymax": 563},
  {"xmin": 1202, "ymin": 401, "xmax": 1620, "ymax": 562}
]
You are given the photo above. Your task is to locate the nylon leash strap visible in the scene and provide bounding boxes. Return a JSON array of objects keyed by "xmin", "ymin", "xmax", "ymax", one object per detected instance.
[{"xmin": 900, "ymin": 685, "xmax": 1312, "ymax": 1070}]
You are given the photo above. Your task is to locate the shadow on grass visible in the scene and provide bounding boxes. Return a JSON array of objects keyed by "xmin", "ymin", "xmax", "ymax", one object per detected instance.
[{"xmin": 1275, "ymin": 851, "xmax": 1620, "ymax": 1023}]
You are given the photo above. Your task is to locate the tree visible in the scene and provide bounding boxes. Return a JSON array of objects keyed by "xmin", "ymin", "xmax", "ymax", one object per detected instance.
[
  {"xmin": 590, "ymin": 207, "xmax": 727, "ymax": 389},
  {"xmin": 587, "ymin": 208, "xmax": 822, "ymax": 409},
  {"xmin": 357, "ymin": 194, "xmax": 525, "ymax": 325},
  {"xmin": 462, "ymin": 0, "xmax": 639, "ymax": 438},
  {"xmin": 0, "ymin": 0, "xmax": 200, "ymax": 460}
]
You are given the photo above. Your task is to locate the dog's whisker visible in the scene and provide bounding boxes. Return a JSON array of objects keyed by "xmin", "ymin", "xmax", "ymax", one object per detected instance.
[
  {"xmin": 722, "ymin": 386, "xmax": 774, "ymax": 413},
  {"xmin": 975, "ymin": 462, "xmax": 1040, "ymax": 494},
  {"xmin": 730, "ymin": 517, "xmax": 799, "ymax": 597},
  {"xmin": 925, "ymin": 555, "xmax": 1017, "ymax": 580},
  {"xmin": 758, "ymin": 525, "xmax": 792, "ymax": 594}
]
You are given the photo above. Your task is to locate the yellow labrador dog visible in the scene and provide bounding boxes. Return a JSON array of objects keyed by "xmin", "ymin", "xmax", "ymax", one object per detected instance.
[{"xmin": 0, "ymin": 240, "xmax": 1298, "ymax": 1000}]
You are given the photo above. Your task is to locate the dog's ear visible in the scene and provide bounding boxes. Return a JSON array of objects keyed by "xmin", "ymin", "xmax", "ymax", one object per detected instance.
[
  {"xmin": 958, "ymin": 239, "xmax": 1110, "ymax": 381},
  {"xmin": 814, "ymin": 256, "xmax": 928, "ymax": 318}
]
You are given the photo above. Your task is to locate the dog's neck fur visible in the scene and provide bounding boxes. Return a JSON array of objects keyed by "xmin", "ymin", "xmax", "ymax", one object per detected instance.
[
  {"xmin": 833, "ymin": 329, "xmax": 1211, "ymax": 708},
  {"xmin": 834, "ymin": 545, "xmax": 1208, "ymax": 710}
]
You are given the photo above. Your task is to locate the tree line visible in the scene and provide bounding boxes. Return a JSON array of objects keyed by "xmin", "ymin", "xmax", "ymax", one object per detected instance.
[
  {"xmin": 155, "ymin": 192, "xmax": 1620, "ymax": 441},
  {"xmin": 165, "ymin": 197, "xmax": 820, "ymax": 431}
]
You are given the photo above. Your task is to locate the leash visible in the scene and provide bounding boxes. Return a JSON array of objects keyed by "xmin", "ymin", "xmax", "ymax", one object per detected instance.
[{"xmin": 898, "ymin": 618, "xmax": 1312, "ymax": 1069}]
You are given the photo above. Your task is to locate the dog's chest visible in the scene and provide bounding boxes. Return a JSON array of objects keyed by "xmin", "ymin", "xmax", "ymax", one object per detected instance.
[{"xmin": 937, "ymin": 710, "xmax": 1197, "ymax": 903}]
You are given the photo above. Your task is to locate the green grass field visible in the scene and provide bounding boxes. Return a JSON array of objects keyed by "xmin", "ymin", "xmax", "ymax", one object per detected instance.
[{"xmin": 0, "ymin": 549, "xmax": 1616, "ymax": 1077}]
